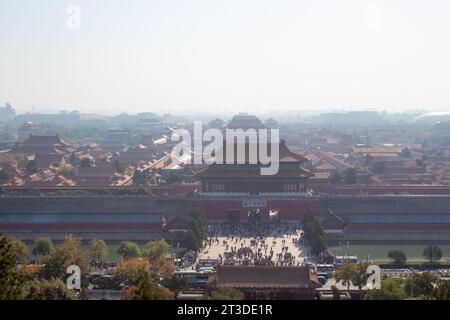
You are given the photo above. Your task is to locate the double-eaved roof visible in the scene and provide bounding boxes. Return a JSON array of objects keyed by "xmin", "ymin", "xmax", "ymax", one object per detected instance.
[
  {"xmin": 196, "ymin": 139, "xmax": 311, "ymax": 178},
  {"xmin": 10, "ymin": 135, "xmax": 71, "ymax": 155},
  {"xmin": 215, "ymin": 265, "xmax": 314, "ymax": 289}
]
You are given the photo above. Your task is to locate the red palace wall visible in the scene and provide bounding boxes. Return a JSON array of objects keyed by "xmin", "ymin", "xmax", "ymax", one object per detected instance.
[
  {"xmin": 348, "ymin": 223, "xmax": 450, "ymax": 231},
  {"xmin": 188, "ymin": 198, "xmax": 320, "ymax": 221},
  {"xmin": 0, "ymin": 223, "xmax": 162, "ymax": 231},
  {"xmin": 312, "ymin": 185, "xmax": 450, "ymax": 195}
]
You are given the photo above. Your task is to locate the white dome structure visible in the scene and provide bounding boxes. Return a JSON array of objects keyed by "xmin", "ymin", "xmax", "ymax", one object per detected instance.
[{"xmin": 413, "ymin": 111, "xmax": 450, "ymax": 124}]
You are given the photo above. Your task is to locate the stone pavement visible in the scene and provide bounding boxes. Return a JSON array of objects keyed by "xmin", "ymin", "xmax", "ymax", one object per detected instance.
[{"xmin": 197, "ymin": 225, "xmax": 310, "ymax": 265}]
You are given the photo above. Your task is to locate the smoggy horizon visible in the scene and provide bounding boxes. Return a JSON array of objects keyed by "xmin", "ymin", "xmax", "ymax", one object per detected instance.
[{"xmin": 1, "ymin": 1, "xmax": 450, "ymax": 115}]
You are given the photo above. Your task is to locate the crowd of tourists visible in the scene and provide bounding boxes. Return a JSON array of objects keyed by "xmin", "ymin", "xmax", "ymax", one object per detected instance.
[{"xmin": 201, "ymin": 222, "xmax": 305, "ymax": 266}]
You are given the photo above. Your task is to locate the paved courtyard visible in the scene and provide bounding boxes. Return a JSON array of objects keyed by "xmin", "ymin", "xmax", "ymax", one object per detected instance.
[{"xmin": 196, "ymin": 223, "xmax": 310, "ymax": 266}]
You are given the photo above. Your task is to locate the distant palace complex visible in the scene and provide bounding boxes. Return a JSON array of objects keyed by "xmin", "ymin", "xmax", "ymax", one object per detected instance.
[
  {"xmin": 190, "ymin": 115, "xmax": 316, "ymax": 222},
  {"xmin": 1, "ymin": 114, "xmax": 450, "ymax": 243}
]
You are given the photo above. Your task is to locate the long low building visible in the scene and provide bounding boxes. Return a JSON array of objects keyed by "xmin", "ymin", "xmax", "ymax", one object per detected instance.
[
  {"xmin": 0, "ymin": 195, "xmax": 187, "ymax": 241},
  {"xmin": 0, "ymin": 212, "xmax": 163, "ymax": 241},
  {"xmin": 312, "ymin": 185, "xmax": 450, "ymax": 195},
  {"xmin": 211, "ymin": 265, "xmax": 317, "ymax": 299},
  {"xmin": 2, "ymin": 193, "xmax": 450, "ymax": 242},
  {"xmin": 320, "ymin": 195, "xmax": 450, "ymax": 241},
  {"xmin": 348, "ymin": 214, "xmax": 450, "ymax": 231}
]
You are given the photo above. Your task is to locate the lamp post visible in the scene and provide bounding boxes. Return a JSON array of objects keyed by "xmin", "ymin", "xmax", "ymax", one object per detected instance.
[
  {"xmin": 32, "ymin": 230, "xmax": 39, "ymax": 263},
  {"xmin": 25, "ymin": 230, "xmax": 29, "ymax": 265}
]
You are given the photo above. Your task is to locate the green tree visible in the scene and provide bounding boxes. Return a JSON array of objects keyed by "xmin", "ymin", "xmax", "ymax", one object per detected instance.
[
  {"xmin": 187, "ymin": 209, "xmax": 207, "ymax": 250},
  {"xmin": 113, "ymin": 159, "xmax": 125, "ymax": 173},
  {"xmin": 301, "ymin": 208, "xmax": 315, "ymax": 227},
  {"xmin": 57, "ymin": 165, "xmax": 75, "ymax": 178},
  {"xmin": 400, "ymin": 148, "xmax": 412, "ymax": 158},
  {"xmin": 191, "ymin": 209, "xmax": 207, "ymax": 239},
  {"xmin": 343, "ymin": 168, "xmax": 357, "ymax": 185},
  {"xmin": 142, "ymin": 239, "xmax": 170, "ymax": 261},
  {"xmin": 416, "ymin": 158, "xmax": 424, "ymax": 167},
  {"xmin": 330, "ymin": 171, "xmax": 342, "ymax": 185},
  {"xmin": 334, "ymin": 263, "xmax": 355, "ymax": 290},
  {"xmin": 423, "ymin": 245, "xmax": 442, "ymax": 263},
  {"xmin": 122, "ymin": 271, "xmax": 174, "ymax": 300},
  {"xmin": 141, "ymin": 239, "xmax": 174, "ymax": 280},
  {"xmin": 303, "ymin": 160, "xmax": 316, "ymax": 173},
  {"xmin": 88, "ymin": 239, "xmax": 108, "ymax": 262},
  {"xmin": 161, "ymin": 275, "xmax": 188, "ymax": 292},
  {"xmin": 26, "ymin": 160, "xmax": 38, "ymax": 174},
  {"xmin": 364, "ymin": 154, "xmax": 373, "ymax": 166},
  {"xmin": 351, "ymin": 263, "xmax": 370, "ymax": 290},
  {"xmin": 80, "ymin": 158, "xmax": 92, "ymax": 168},
  {"xmin": 32, "ymin": 237, "xmax": 54, "ymax": 261},
  {"xmin": 303, "ymin": 215, "xmax": 327, "ymax": 255},
  {"xmin": 365, "ymin": 277, "xmax": 407, "ymax": 300},
  {"xmin": 132, "ymin": 170, "xmax": 149, "ymax": 186},
  {"xmin": 387, "ymin": 250, "xmax": 407, "ymax": 264},
  {"xmin": 373, "ymin": 161, "xmax": 385, "ymax": 174},
  {"xmin": 310, "ymin": 234, "xmax": 327, "ymax": 256},
  {"xmin": 10, "ymin": 239, "xmax": 29, "ymax": 263},
  {"xmin": 404, "ymin": 272, "xmax": 439, "ymax": 298},
  {"xmin": 166, "ymin": 173, "xmax": 183, "ymax": 184},
  {"xmin": 0, "ymin": 169, "xmax": 9, "ymax": 180},
  {"xmin": 25, "ymin": 278, "xmax": 77, "ymax": 300},
  {"xmin": 331, "ymin": 285, "xmax": 341, "ymax": 300},
  {"xmin": 209, "ymin": 288, "xmax": 244, "ymax": 300},
  {"xmin": 189, "ymin": 221, "xmax": 203, "ymax": 249},
  {"xmin": 0, "ymin": 235, "xmax": 25, "ymax": 299},
  {"xmin": 433, "ymin": 279, "xmax": 450, "ymax": 300},
  {"xmin": 335, "ymin": 262, "xmax": 371, "ymax": 290},
  {"xmin": 115, "ymin": 258, "xmax": 150, "ymax": 281},
  {"xmin": 38, "ymin": 234, "xmax": 90, "ymax": 281},
  {"xmin": 149, "ymin": 255, "xmax": 175, "ymax": 280},
  {"xmin": 117, "ymin": 241, "xmax": 141, "ymax": 260},
  {"xmin": 185, "ymin": 230, "xmax": 200, "ymax": 251},
  {"xmin": 69, "ymin": 152, "xmax": 77, "ymax": 165}
]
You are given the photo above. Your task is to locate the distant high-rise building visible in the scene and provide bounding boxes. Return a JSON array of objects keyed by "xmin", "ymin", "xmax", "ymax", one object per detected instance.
[
  {"xmin": 100, "ymin": 129, "xmax": 131, "ymax": 151},
  {"xmin": 265, "ymin": 118, "xmax": 279, "ymax": 129},
  {"xmin": 208, "ymin": 118, "xmax": 224, "ymax": 130},
  {"xmin": 14, "ymin": 111, "xmax": 82, "ymax": 124},
  {"xmin": 17, "ymin": 121, "xmax": 38, "ymax": 141},
  {"xmin": 10, "ymin": 134, "xmax": 71, "ymax": 155},
  {"xmin": 227, "ymin": 113, "xmax": 266, "ymax": 130},
  {"xmin": 137, "ymin": 112, "xmax": 161, "ymax": 128},
  {"xmin": 320, "ymin": 111, "xmax": 380, "ymax": 125},
  {"xmin": 0, "ymin": 103, "xmax": 16, "ymax": 122}
]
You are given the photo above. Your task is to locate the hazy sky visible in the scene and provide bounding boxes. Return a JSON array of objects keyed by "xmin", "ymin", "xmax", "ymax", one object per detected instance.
[{"xmin": 1, "ymin": 0, "xmax": 450, "ymax": 115}]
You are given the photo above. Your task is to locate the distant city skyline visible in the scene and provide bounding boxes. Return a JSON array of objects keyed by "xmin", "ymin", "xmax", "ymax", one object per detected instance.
[
  {"xmin": 4, "ymin": 104, "xmax": 432, "ymax": 118},
  {"xmin": 1, "ymin": 1, "xmax": 450, "ymax": 114}
]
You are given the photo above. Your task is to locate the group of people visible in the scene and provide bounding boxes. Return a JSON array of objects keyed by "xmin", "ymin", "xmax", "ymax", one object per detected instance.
[{"xmin": 200, "ymin": 222, "xmax": 306, "ymax": 267}]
